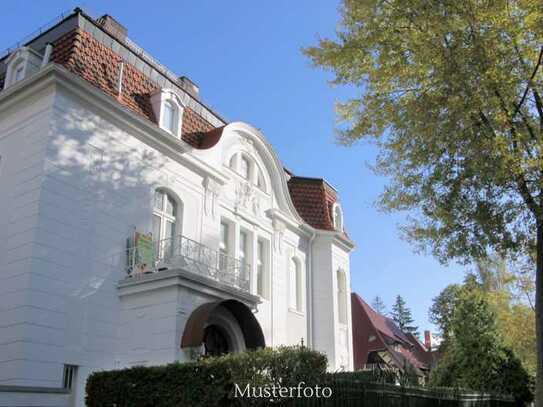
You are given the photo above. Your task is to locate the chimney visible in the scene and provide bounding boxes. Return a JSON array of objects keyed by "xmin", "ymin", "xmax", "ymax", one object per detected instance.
[
  {"xmin": 97, "ymin": 15, "xmax": 128, "ymax": 41},
  {"xmin": 424, "ymin": 330, "xmax": 432, "ymax": 350},
  {"xmin": 178, "ymin": 76, "xmax": 199, "ymax": 99}
]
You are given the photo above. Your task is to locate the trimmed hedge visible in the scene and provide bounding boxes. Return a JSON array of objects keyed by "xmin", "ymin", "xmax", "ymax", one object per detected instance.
[{"xmin": 86, "ymin": 346, "xmax": 327, "ymax": 407}]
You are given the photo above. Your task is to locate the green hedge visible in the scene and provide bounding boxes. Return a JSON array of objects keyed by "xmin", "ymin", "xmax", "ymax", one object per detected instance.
[{"xmin": 86, "ymin": 346, "xmax": 327, "ymax": 407}]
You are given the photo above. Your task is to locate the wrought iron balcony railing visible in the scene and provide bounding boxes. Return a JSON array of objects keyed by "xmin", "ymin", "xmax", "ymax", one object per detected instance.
[{"xmin": 126, "ymin": 234, "xmax": 250, "ymax": 292}]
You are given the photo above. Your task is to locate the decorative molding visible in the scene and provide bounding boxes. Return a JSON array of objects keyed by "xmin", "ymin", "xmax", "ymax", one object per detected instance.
[
  {"xmin": 203, "ymin": 176, "xmax": 222, "ymax": 219},
  {"xmin": 234, "ymin": 181, "xmax": 261, "ymax": 218},
  {"xmin": 272, "ymin": 218, "xmax": 286, "ymax": 254}
]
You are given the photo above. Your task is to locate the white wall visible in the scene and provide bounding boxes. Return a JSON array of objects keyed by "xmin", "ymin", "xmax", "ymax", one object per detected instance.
[{"xmin": 0, "ymin": 72, "xmax": 353, "ymax": 407}]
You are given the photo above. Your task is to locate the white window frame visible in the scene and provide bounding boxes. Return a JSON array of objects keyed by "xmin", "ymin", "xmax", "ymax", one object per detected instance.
[
  {"xmin": 151, "ymin": 89, "xmax": 184, "ymax": 138},
  {"xmin": 153, "ymin": 189, "xmax": 179, "ymax": 244},
  {"xmin": 162, "ymin": 100, "xmax": 179, "ymax": 136}
]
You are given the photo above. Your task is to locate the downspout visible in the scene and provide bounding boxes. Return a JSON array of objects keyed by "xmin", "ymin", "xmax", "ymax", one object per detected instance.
[
  {"xmin": 306, "ymin": 227, "xmax": 316, "ymax": 348},
  {"xmin": 41, "ymin": 43, "xmax": 53, "ymax": 67}
]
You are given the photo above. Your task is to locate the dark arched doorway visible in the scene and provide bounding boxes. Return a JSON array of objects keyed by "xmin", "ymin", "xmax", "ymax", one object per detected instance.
[
  {"xmin": 181, "ymin": 299, "xmax": 265, "ymax": 354},
  {"xmin": 203, "ymin": 324, "xmax": 230, "ymax": 356}
]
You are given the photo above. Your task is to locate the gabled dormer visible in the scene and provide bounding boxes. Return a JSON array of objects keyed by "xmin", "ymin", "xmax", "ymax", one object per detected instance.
[
  {"xmin": 2, "ymin": 47, "xmax": 43, "ymax": 90},
  {"xmin": 150, "ymin": 88, "xmax": 185, "ymax": 138}
]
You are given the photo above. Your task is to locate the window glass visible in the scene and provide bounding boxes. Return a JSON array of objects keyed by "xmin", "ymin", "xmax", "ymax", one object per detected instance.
[
  {"xmin": 165, "ymin": 220, "xmax": 175, "ymax": 240},
  {"xmin": 154, "ymin": 190, "xmax": 164, "ymax": 210},
  {"xmin": 257, "ymin": 240, "xmax": 264, "ymax": 297},
  {"xmin": 14, "ymin": 63, "xmax": 24, "ymax": 82},
  {"xmin": 239, "ymin": 230, "xmax": 248, "ymax": 267},
  {"xmin": 153, "ymin": 190, "xmax": 178, "ymax": 242},
  {"xmin": 163, "ymin": 101, "xmax": 177, "ymax": 134},
  {"xmin": 152, "ymin": 214, "xmax": 161, "ymax": 241},
  {"xmin": 220, "ymin": 222, "xmax": 229, "ymax": 254},
  {"xmin": 256, "ymin": 170, "xmax": 265, "ymax": 190},
  {"xmin": 166, "ymin": 194, "xmax": 176, "ymax": 216},
  {"xmin": 229, "ymin": 154, "xmax": 237, "ymax": 170},
  {"xmin": 240, "ymin": 156, "xmax": 250, "ymax": 179}
]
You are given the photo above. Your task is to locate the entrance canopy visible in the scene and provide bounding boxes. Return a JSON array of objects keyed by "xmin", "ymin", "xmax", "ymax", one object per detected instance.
[{"xmin": 181, "ymin": 299, "xmax": 265, "ymax": 350}]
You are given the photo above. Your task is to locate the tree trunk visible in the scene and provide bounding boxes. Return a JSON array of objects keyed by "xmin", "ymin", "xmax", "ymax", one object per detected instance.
[{"xmin": 536, "ymin": 223, "xmax": 543, "ymax": 407}]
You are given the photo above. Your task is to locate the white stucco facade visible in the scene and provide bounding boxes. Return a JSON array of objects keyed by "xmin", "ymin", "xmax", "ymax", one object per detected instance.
[{"xmin": 0, "ymin": 12, "xmax": 355, "ymax": 407}]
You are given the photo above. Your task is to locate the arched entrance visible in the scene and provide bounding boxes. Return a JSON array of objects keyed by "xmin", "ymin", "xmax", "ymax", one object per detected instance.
[{"xmin": 181, "ymin": 299, "xmax": 265, "ymax": 355}]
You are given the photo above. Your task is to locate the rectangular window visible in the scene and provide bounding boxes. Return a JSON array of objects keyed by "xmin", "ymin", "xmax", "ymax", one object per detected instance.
[
  {"xmin": 14, "ymin": 63, "xmax": 24, "ymax": 82},
  {"xmin": 219, "ymin": 221, "xmax": 230, "ymax": 271},
  {"xmin": 256, "ymin": 239, "xmax": 269, "ymax": 299},
  {"xmin": 63, "ymin": 364, "xmax": 77, "ymax": 390},
  {"xmin": 220, "ymin": 222, "xmax": 229, "ymax": 254},
  {"xmin": 239, "ymin": 230, "xmax": 248, "ymax": 268}
]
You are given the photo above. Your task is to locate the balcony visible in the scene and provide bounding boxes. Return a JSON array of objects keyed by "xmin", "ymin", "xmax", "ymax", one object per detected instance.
[{"xmin": 125, "ymin": 234, "xmax": 251, "ymax": 293}]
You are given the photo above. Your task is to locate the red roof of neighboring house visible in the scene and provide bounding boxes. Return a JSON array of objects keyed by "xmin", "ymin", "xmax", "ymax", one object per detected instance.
[
  {"xmin": 351, "ymin": 293, "xmax": 431, "ymax": 374},
  {"xmin": 355, "ymin": 294, "xmax": 410, "ymax": 344}
]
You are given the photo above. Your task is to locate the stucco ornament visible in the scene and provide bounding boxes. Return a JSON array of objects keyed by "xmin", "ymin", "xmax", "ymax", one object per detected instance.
[
  {"xmin": 203, "ymin": 177, "xmax": 222, "ymax": 219},
  {"xmin": 234, "ymin": 181, "xmax": 261, "ymax": 217},
  {"xmin": 272, "ymin": 218, "xmax": 286, "ymax": 254}
]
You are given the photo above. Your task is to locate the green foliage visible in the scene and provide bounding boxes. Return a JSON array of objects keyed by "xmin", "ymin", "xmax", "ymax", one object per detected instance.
[
  {"xmin": 429, "ymin": 284, "xmax": 462, "ymax": 339},
  {"xmin": 305, "ymin": 2, "xmax": 542, "ymax": 402},
  {"xmin": 391, "ymin": 295, "xmax": 419, "ymax": 337},
  {"xmin": 304, "ymin": 0, "xmax": 543, "ymax": 265},
  {"xmin": 86, "ymin": 346, "xmax": 327, "ymax": 407},
  {"xmin": 371, "ymin": 295, "xmax": 387, "ymax": 314},
  {"xmin": 429, "ymin": 284, "xmax": 533, "ymax": 404},
  {"xmin": 430, "ymin": 259, "xmax": 537, "ymax": 375}
]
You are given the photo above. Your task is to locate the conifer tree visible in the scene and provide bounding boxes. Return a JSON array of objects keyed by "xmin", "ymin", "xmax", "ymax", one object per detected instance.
[
  {"xmin": 391, "ymin": 295, "xmax": 419, "ymax": 337},
  {"xmin": 371, "ymin": 296, "xmax": 387, "ymax": 315}
]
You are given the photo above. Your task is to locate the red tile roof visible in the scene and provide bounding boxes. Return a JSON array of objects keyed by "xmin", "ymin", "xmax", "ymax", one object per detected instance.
[
  {"xmin": 287, "ymin": 176, "xmax": 338, "ymax": 231},
  {"xmin": 50, "ymin": 28, "xmax": 215, "ymax": 148},
  {"xmin": 351, "ymin": 293, "xmax": 431, "ymax": 374},
  {"xmin": 2, "ymin": 12, "xmax": 347, "ymax": 233}
]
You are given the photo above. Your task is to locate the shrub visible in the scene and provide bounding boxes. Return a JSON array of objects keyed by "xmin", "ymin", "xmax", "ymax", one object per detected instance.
[{"xmin": 86, "ymin": 346, "xmax": 327, "ymax": 407}]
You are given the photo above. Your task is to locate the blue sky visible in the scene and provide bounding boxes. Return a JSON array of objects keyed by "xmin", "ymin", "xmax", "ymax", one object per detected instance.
[{"xmin": 1, "ymin": 0, "xmax": 467, "ymax": 333}]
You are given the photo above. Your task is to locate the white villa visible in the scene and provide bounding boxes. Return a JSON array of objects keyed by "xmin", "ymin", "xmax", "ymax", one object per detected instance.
[{"xmin": 0, "ymin": 9, "xmax": 354, "ymax": 407}]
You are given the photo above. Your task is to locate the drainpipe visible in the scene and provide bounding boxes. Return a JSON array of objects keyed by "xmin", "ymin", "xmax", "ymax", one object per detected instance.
[
  {"xmin": 117, "ymin": 62, "xmax": 124, "ymax": 97},
  {"xmin": 41, "ymin": 43, "xmax": 53, "ymax": 67},
  {"xmin": 306, "ymin": 227, "xmax": 316, "ymax": 348}
]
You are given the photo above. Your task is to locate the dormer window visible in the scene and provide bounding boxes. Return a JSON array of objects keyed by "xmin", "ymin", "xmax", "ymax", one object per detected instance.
[
  {"xmin": 162, "ymin": 100, "xmax": 178, "ymax": 135},
  {"xmin": 150, "ymin": 89, "xmax": 184, "ymax": 138},
  {"xmin": 13, "ymin": 62, "xmax": 25, "ymax": 82},
  {"xmin": 3, "ymin": 47, "xmax": 42, "ymax": 90},
  {"xmin": 333, "ymin": 203, "xmax": 343, "ymax": 232}
]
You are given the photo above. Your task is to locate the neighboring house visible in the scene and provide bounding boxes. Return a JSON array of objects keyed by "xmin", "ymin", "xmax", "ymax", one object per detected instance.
[
  {"xmin": 351, "ymin": 293, "xmax": 436, "ymax": 381},
  {"xmin": 0, "ymin": 9, "xmax": 355, "ymax": 407}
]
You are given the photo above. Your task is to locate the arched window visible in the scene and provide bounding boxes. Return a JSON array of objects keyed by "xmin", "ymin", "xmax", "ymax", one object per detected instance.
[
  {"xmin": 162, "ymin": 100, "xmax": 179, "ymax": 136},
  {"xmin": 228, "ymin": 154, "xmax": 237, "ymax": 170},
  {"xmin": 153, "ymin": 189, "xmax": 178, "ymax": 252},
  {"xmin": 337, "ymin": 269, "xmax": 347, "ymax": 324},
  {"xmin": 333, "ymin": 203, "xmax": 343, "ymax": 232},
  {"xmin": 240, "ymin": 155, "xmax": 250, "ymax": 179},
  {"xmin": 289, "ymin": 257, "xmax": 302, "ymax": 312},
  {"xmin": 256, "ymin": 168, "xmax": 266, "ymax": 192}
]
